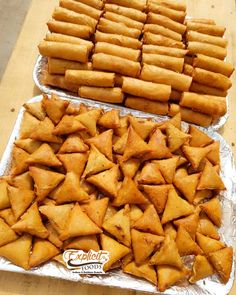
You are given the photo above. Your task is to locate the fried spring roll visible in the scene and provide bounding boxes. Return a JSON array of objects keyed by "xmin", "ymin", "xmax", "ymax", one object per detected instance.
[
  {"xmin": 43, "ymin": 72, "xmax": 79, "ymax": 93},
  {"xmin": 170, "ymin": 90, "xmax": 182, "ymax": 102},
  {"xmin": 122, "ymin": 77, "xmax": 171, "ymax": 102},
  {"xmin": 147, "ymin": 13, "xmax": 186, "ymax": 35},
  {"xmin": 74, "ymin": 0, "xmax": 104, "ymax": 10},
  {"xmin": 180, "ymin": 92, "xmax": 227, "ymax": 116},
  {"xmin": 141, "ymin": 64, "xmax": 192, "ymax": 92},
  {"xmin": 193, "ymin": 68, "xmax": 232, "ymax": 91},
  {"xmin": 190, "ymin": 82, "xmax": 227, "ymax": 97},
  {"xmin": 144, "ymin": 24, "xmax": 182, "ymax": 41},
  {"xmin": 65, "ymin": 70, "xmax": 115, "ymax": 87},
  {"xmin": 183, "ymin": 64, "xmax": 194, "ymax": 76},
  {"xmin": 142, "ymin": 44, "xmax": 188, "ymax": 57},
  {"xmin": 104, "ymin": 11, "xmax": 144, "ymax": 30},
  {"xmin": 193, "ymin": 54, "xmax": 234, "ymax": 77},
  {"xmin": 38, "ymin": 41, "xmax": 89, "ymax": 62},
  {"xmin": 125, "ymin": 96, "xmax": 169, "ymax": 115},
  {"xmin": 98, "ymin": 18, "xmax": 141, "ymax": 39},
  {"xmin": 92, "ymin": 53, "xmax": 141, "ymax": 78},
  {"xmin": 95, "ymin": 31, "xmax": 142, "ymax": 49},
  {"xmin": 105, "ymin": 0, "xmax": 146, "ymax": 11},
  {"xmin": 48, "ymin": 58, "xmax": 92, "ymax": 74},
  {"xmin": 185, "ymin": 18, "xmax": 216, "ymax": 25},
  {"xmin": 94, "ymin": 42, "xmax": 141, "ymax": 61},
  {"xmin": 115, "ymin": 74, "xmax": 125, "ymax": 86},
  {"xmin": 147, "ymin": 3, "xmax": 186, "ymax": 23},
  {"xmin": 186, "ymin": 22, "xmax": 225, "ymax": 37},
  {"xmin": 47, "ymin": 20, "xmax": 92, "ymax": 39},
  {"xmin": 104, "ymin": 4, "xmax": 147, "ymax": 23},
  {"xmin": 142, "ymin": 53, "xmax": 184, "ymax": 72},
  {"xmin": 149, "ymin": 0, "xmax": 186, "ymax": 11},
  {"xmin": 59, "ymin": 0, "xmax": 102, "ymax": 20},
  {"xmin": 143, "ymin": 32, "xmax": 185, "ymax": 49},
  {"xmin": 52, "ymin": 7, "xmax": 97, "ymax": 30},
  {"xmin": 186, "ymin": 31, "xmax": 227, "ymax": 48},
  {"xmin": 184, "ymin": 55, "xmax": 194, "ymax": 65},
  {"xmin": 45, "ymin": 33, "xmax": 94, "ymax": 52},
  {"xmin": 79, "ymin": 87, "xmax": 124, "ymax": 103},
  {"xmin": 187, "ymin": 42, "xmax": 227, "ymax": 60}
]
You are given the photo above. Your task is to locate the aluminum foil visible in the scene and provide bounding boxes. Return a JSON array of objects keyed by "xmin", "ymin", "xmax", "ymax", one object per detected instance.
[
  {"xmin": 0, "ymin": 94, "xmax": 235, "ymax": 295},
  {"xmin": 33, "ymin": 55, "xmax": 229, "ymax": 131}
]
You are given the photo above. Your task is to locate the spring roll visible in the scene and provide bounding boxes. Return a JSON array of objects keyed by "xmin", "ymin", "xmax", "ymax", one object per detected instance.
[
  {"xmin": 47, "ymin": 20, "xmax": 92, "ymax": 39},
  {"xmin": 187, "ymin": 42, "xmax": 227, "ymax": 60},
  {"xmin": 186, "ymin": 31, "xmax": 227, "ymax": 48},
  {"xmin": 45, "ymin": 33, "xmax": 94, "ymax": 52},
  {"xmin": 79, "ymin": 87, "xmax": 124, "ymax": 103},
  {"xmin": 170, "ymin": 90, "xmax": 182, "ymax": 102},
  {"xmin": 180, "ymin": 92, "xmax": 227, "ymax": 116},
  {"xmin": 149, "ymin": 0, "xmax": 186, "ymax": 11},
  {"xmin": 185, "ymin": 18, "xmax": 216, "ymax": 25},
  {"xmin": 193, "ymin": 54, "xmax": 234, "ymax": 77},
  {"xmin": 105, "ymin": 0, "xmax": 146, "ymax": 11},
  {"xmin": 104, "ymin": 11, "xmax": 144, "ymax": 30},
  {"xmin": 95, "ymin": 31, "xmax": 142, "ymax": 49},
  {"xmin": 183, "ymin": 64, "xmax": 194, "ymax": 76},
  {"xmin": 93, "ymin": 53, "xmax": 141, "ymax": 78},
  {"xmin": 186, "ymin": 22, "xmax": 225, "ymax": 37},
  {"xmin": 193, "ymin": 67, "xmax": 232, "ymax": 91},
  {"xmin": 52, "ymin": 7, "xmax": 97, "ymax": 31},
  {"xmin": 43, "ymin": 72, "xmax": 79, "ymax": 93},
  {"xmin": 143, "ymin": 32, "xmax": 185, "ymax": 49},
  {"xmin": 144, "ymin": 24, "xmax": 182, "ymax": 41},
  {"xmin": 122, "ymin": 77, "xmax": 171, "ymax": 102},
  {"xmin": 48, "ymin": 58, "xmax": 92, "ymax": 74},
  {"xmin": 190, "ymin": 82, "xmax": 227, "ymax": 97},
  {"xmin": 142, "ymin": 53, "xmax": 184, "ymax": 72},
  {"xmin": 147, "ymin": 3, "xmax": 186, "ymax": 23},
  {"xmin": 125, "ymin": 96, "xmax": 169, "ymax": 115},
  {"xmin": 142, "ymin": 44, "xmax": 188, "ymax": 57},
  {"xmin": 184, "ymin": 55, "xmax": 194, "ymax": 65},
  {"xmin": 95, "ymin": 42, "xmax": 141, "ymax": 61},
  {"xmin": 74, "ymin": 0, "xmax": 104, "ymax": 10},
  {"xmin": 98, "ymin": 18, "xmax": 141, "ymax": 39},
  {"xmin": 38, "ymin": 41, "xmax": 89, "ymax": 62},
  {"xmin": 59, "ymin": 0, "xmax": 102, "ymax": 20},
  {"xmin": 104, "ymin": 4, "xmax": 147, "ymax": 23},
  {"xmin": 147, "ymin": 13, "xmax": 186, "ymax": 35},
  {"xmin": 141, "ymin": 64, "xmax": 192, "ymax": 92},
  {"xmin": 115, "ymin": 74, "xmax": 125, "ymax": 86}
]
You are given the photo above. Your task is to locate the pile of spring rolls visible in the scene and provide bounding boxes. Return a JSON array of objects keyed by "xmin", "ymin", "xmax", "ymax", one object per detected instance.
[{"xmin": 38, "ymin": 0, "xmax": 234, "ymax": 127}]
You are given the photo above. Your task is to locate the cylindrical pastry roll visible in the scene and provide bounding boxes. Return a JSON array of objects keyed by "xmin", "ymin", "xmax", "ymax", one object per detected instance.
[
  {"xmin": 149, "ymin": 0, "xmax": 186, "ymax": 11},
  {"xmin": 115, "ymin": 74, "xmax": 125, "ymax": 86},
  {"xmin": 104, "ymin": 4, "xmax": 147, "ymax": 23},
  {"xmin": 193, "ymin": 54, "xmax": 234, "ymax": 77},
  {"xmin": 52, "ymin": 7, "xmax": 97, "ymax": 31},
  {"xmin": 94, "ymin": 42, "xmax": 141, "ymax": 61},
  {"xmin": 45, "ymin": 33, "xmax": 94, "ymax": 52},
  {"xmin": 122, "ymin": 77, "xmax": 171, "ymax": 102},
  {"xmin": 59, "ymin": 0, "xmax": 102, "ymax": 20},
  {"xmin": 190, "ymin": 82, "xmax": 227, "ymax": 97},
  {"xmin": 43, "ymin": 72, "xmax": 79, "ymax": 93},
  {"xmin": 186, "ymin": 22, "xmax": 225, "ymax": 37},
  {"xmin": 183, "ymin": 64, "xmax": 194, "ymax": 76},
  {"xmin": 142, "ymin": 45, "xmax": 188, "ymax": 57},
  {"xmin": 147, "ymin": 3, "xmax": 186, "ymax": 23},
  {"xmin": 47, "ymin": 20, "xmax": 92, "ymax": 39},
  {"xmin": 65, "ymin": 70, "xmax": 115, "ymax": 87},
  {"xmin": 144, "ymin": 24, "xmax": 182, "ymax": 41},
  {"xmin": 141, "ymin": 64, "xmax": 192, "ymax": 92},
  {"xmin": 97, "ymin": 18, "xmax": 141, "ymax": 39},
  {"xmin": 104, "ymin": 11, "xmax": 144, "ymax": 30},
  {"xmin": 48, "ymin": 58, "xmax": 92, "ymax": 74},
  {"xmin": 75, "ymin": 0, "xmax": 104, "ymax": 10},
  {"xmin": 142, "ymin": 53, "xmax": 184, "ymax": 72},
  {"xmin": 170, "ymin": 90, "xmax": 182, "ymax": 102},
  {"xmin": 95, "ymin": 31, "xmax": 142, "ymax": 49},
  {"xmin": 187, "ymin": 42, "xmax": 227, "ymax": 60},
  {"xmin": 147, "ymin": 13, "xmax": 186, "ymax": 35},
  {"xmin": 105, "ymin": 0, "xmax": 146, "ymax": 11},
  {"xmin": 168, "ymin": 103, "xmax": 180, "ymax": 116},
  {"xmin": 193, "ymin": 68, "xmax": 232, "ymax": 91},
  {"xmin": 79, "ymin": 87, "xmax": 124, "ymax": 103},
  {"xmin": 143, "ymin": 32, "xmax": 185, "ymax": 49},
  {"xmin": 180, "ymin": 92, "xmax": 227, "ymax": 116},
  {"xmin": 186, "ymin": 31, "xmax": 227, "ymax": 48},
  {"xmin": 125, "ymin": 96, "xmax": 169, "ymax": 115},
  {"xmin": 38, "ymin": 41, "xmax": 89, "ymax": 62},
  {"xmin": 92, "ymin": 53, "xmax": 141, "ymax": 78},
  {"xmin": 184, "ymin": 55, "xmax": 194, "ymax": 65},
  {"xmin": 185, "ymin": 18, "xmax": 216, "ymax": 25}
]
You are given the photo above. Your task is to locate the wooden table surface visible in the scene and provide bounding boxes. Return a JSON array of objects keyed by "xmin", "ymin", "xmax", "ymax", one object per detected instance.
[{"xmin": 0, "ymin": 0, "xmax": 235, "ymax": 294}]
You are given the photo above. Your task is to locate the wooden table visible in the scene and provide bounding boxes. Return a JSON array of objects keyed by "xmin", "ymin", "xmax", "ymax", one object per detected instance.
[{"xmin": 0, "ymin": 0, "xmax": 235, "ymax": 294}]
